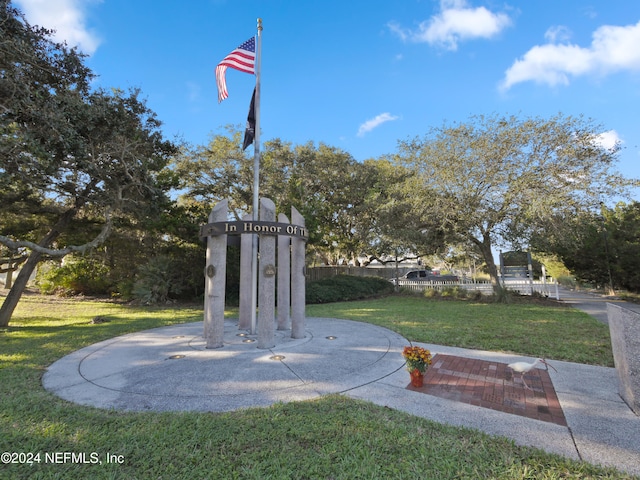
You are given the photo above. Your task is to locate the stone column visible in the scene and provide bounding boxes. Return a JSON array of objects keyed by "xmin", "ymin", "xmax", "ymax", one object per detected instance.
[
  {"xmin": 257, "ymin": 198, "xmax": 276, "ymax": 349},
  {"xmin": 291, "ymin": 206, "xmax": 306, "ymax": 339},
  {"xmin": 277, "ymin": 213, "xmax": 291, "ymax": 331},
  {"xmin": 238, "ymin": 213, "xmax": 253, "ymax": 330},
  {"xmin": 204, "ymin": 200, "xmax": 227, "ymax": 349}
]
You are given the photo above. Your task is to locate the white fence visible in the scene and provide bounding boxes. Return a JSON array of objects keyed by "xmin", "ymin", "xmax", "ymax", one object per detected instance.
[{"xmin": 395, "ymin": 279, "xmax": 559, "ymax": 299}]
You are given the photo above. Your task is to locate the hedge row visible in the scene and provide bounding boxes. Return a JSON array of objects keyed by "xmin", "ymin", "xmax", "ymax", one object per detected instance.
[{"xmin": 306, "ymin": 275, "xmax": 394, "ymax": 304}]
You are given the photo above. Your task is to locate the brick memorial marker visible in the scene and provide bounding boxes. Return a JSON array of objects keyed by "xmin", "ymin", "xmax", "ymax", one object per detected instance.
[{"xmin": 411, "ymin": 354, "xmax": 567, "ymax": 425}]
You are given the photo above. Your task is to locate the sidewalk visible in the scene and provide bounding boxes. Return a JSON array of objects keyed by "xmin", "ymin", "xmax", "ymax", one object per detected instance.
[
  {"xmin": 557, "ymin": 286, "xmax": 640, "ymax": 324},
  {"xmin": 43, "ymin": 316, "xmax": 640, "ymax": 477}
]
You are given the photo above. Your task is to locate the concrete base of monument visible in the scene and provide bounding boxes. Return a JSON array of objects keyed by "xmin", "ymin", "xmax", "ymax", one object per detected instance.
[{"xmin": 42, "ymin": 317, "xmax": 408, "ymax": 412}]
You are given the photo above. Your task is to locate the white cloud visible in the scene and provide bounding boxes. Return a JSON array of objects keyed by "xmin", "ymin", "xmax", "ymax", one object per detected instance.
[
  {"xmin": 594, "ymin": 130, "xmax": 622, "ymax": 152},
  {"xmin": 15, "ymin": 0, "xmax": 102, "ymax": 55},
  {"xmin": 357, "ymin": 113, "xmax": 399, "ymax": 137},
  {"xmin": 544, "ymin": 25, "xmax": 572, "ymax": 44},
  {"xmin": 501, "ymin": 20, "xmax": 640, "ymax": 91},
  {"xmin": 389, "ymin": 0, "xmax": 511, "ymax": 51},
  {"xmin": 388, "ymin": 21, "xmax": 409, "ymax": 42}
]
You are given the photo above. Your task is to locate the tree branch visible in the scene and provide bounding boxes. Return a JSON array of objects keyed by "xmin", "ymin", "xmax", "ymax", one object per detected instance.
[
  {"xmin": 365, "ymin": 253, "xmax": 426, "ymax": 265},
  {"xmin": 0, "ymin": 255, "xmax": 28, "ymax": 272},
  {"xmin": 0, "ymin": 212, "xmax": 113, "ymax": 257}
]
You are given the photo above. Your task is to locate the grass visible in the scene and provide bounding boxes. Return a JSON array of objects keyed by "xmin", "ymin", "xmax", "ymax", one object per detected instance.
[
  {"xmin": 0, "ymin": 292, "xmax": 632, "ymax": 479},
  {"xmin": 617, "ymin": 291, "xmax": 640, "ymax": 304},
  {"xmin": 307, "ymin": 296, "xmax": 614, "ymax": 366}
]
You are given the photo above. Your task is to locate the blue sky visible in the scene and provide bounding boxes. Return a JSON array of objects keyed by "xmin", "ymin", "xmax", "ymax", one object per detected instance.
[{"xmin": 14, "ymin": 0, "xmax": 640, "ymax": 200}]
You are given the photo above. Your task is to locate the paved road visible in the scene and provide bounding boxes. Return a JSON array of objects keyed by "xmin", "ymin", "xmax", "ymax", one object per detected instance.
[{"xmin": 557, "ymin": 287, "xmax": 640, "ymax": 324}]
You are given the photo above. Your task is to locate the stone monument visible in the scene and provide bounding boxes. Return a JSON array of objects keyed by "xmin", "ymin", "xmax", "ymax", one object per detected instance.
[
  {"xmin": 607, "ymin": 303, "xmax": 640, "ymax": 415},
  {"xmin": 200, "ymin": 198, "xmax": 308, "ymax": 349}
]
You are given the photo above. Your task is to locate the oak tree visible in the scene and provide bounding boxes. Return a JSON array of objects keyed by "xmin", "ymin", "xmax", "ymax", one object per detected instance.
[
  {"xmin": 394, "ymin": 113, "xmax": 635, "ymax": 293},
  {"xmin": 0, "ymin": 3, "xmax": 177, "ymax": 325}
]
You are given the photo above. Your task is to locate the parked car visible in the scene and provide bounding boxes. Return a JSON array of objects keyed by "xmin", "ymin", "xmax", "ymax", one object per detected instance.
[{"xmin": 403, "ymin": 270, "xmax": 431, "ymax": 280}]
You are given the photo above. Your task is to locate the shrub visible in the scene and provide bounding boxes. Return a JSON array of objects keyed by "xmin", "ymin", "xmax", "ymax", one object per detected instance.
[
  {"xmin": 446, "ymin": 286, "xmax": 467, "ymax": 299},
  {"xmin": 36, "ymin": 261, "xmax": 62, "ymax": 294},
  {"xmin": 491, "ymin": 287, "xmax": 514, "ymax": 304},
  {"xmin": 469, "ymin": 290, "xmax": 484, "ymax": 301},
  {"xmin": 113, "ymin": 278, "xmax": 135, "ymax": 300},
  {"xmin": 440, "ymin": 287, "xmax": 453, "ymax": 298},
  {"xmin": 557, "ymin": 275, "xmax": 577, "ymax": 288},
  {"xmin": 306, "ymin": 275, "xmax": 393, "ymax": 304},
  {"xmin": 455, "ymin": 286, "xmax": 468, "ymax": 298},
  {"xmin": 419, "ymin": 286, "xmax": 492, "ymax": 301},
  {"xmin": 132, "ymin": 256, "xmax": 184, "ymax": 304},
  {"xmin": 423, "ymin": 288, "xmax": 440, "ymax": 298},
  {"xmin": 392, "ymin": 286, "xmax": 422, "ymax": 296},
  {"xmin": 36, "ymin": 257, "xmax": 112, "ymax": 295}
]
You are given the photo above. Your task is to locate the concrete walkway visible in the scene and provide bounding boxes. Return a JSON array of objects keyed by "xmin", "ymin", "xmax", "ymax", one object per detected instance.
[
  {"xmin": 557, "ymin": 286, "xmax": 640, "ymax": 324},
  {"xmin": 43, "ymin": 314, "xmax": 640, "ymax": 476}
]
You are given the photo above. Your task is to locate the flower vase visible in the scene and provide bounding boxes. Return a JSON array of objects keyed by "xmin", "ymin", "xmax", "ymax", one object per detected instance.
[{"xmin": 410, "ymin": 369, "xmax": 424, "ymax": 388}]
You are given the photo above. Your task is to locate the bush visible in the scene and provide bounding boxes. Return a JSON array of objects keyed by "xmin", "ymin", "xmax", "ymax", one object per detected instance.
[
  {"xmin": 113, "ymin": 278, "xmax": 135, "ymax": 300},
  {"xmin": 424, "ymin": 286, "xmax": 470, "ymax": 300},
  {"xmin": 306, "ymin": 275, "xmax": 393, "ymax": 304},
  {"xmin": 557, "ymin": 275, "xmax": 577, "ymax": 288},
  {"xmin": 491, "ymin": 287, "xmax": 514, "ymax": 304},
  {"xmin": 132, "ymin": 256, "xmax": 184, "ymax": 304},
  {"xmin": 423, "ymin": 288, "xmax": 440, "ymax": 298},
  {"xmin": 36, "ymin": 257, "xmax": 112, "ymax": 295},
  {"xmin": 469, "ymin": 290, "xmax": 484, "ymax": 301},
  {"xmin": 446, "ymin": 286, "xmax": 467, "ymax": 298}
]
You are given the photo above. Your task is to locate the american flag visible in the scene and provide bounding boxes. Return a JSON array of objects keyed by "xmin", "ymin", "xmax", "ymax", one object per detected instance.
[{"xmin": 215, "ymin": 37, "xmax": 256, "ymax": 103}]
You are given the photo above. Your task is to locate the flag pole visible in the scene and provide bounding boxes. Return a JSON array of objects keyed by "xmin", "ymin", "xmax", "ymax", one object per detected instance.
[{"xmin": 250, "ymin": 18, "xmax": 262, "ymax": 335}]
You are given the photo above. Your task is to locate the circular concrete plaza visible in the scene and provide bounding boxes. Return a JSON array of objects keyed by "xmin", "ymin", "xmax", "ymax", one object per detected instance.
[{"xmin": 42, "ymin": 317, "xmax": 408, "ymax": 412}]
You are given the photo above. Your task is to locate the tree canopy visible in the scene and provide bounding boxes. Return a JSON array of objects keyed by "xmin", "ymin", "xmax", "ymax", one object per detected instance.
[
  {"xmin": 174, "ymin": 130, "xmax": 387, "ymax": 265},
  {"xmin": 532, "ymin": 202, "xmax": 640, "ymax": 293},
  {"xmin": 0, "ymin": 2, "xmax": 178, "ymax": 325},
  {"xmin": 393, "ymin": 113, "xmax": 636, "ymax": 291}
]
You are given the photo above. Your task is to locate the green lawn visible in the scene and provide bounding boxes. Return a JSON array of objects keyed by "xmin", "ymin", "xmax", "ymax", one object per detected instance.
[
  {"xmin": 0, "ymin": 292, "xmax": 631, "ymax": 479},
  {"xmin": 307, "ymin": 296, "xmax": 614, "ymax": 366}
]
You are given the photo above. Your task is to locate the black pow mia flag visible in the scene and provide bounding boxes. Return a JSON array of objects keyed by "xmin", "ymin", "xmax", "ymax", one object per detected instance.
[{"xmin": 242, "ymin": 87, "xmax": 256, "ymax": 151}]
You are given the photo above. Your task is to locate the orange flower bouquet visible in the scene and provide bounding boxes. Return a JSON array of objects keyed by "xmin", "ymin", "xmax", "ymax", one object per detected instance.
[{"xmin": 402, "ymin": 345, "xmax": 432, "ymax": 374}]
